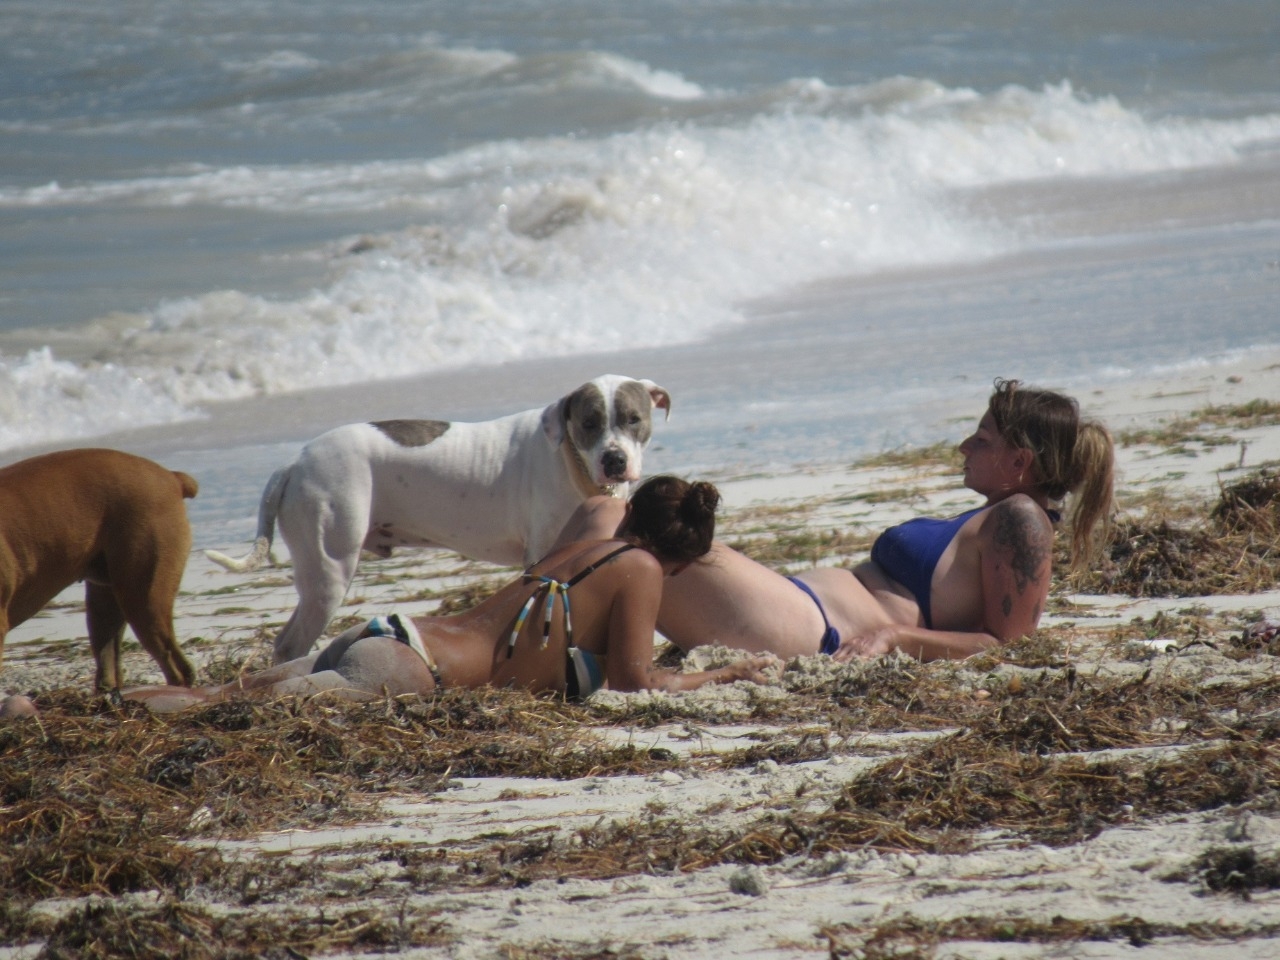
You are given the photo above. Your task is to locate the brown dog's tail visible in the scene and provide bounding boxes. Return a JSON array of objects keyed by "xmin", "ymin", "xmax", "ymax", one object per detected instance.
[{"xmin": 174, "ymin": 471, "xmax": 199, "ymax": 500}]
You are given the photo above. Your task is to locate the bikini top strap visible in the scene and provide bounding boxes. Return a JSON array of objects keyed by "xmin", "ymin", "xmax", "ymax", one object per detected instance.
[
  {"xmin": 506, "ymin": 543, "xmax": 636, "ymax": 659},
  {"xmin": 561, "ymin": 543, "xmax": 636, "ymax": 588}
]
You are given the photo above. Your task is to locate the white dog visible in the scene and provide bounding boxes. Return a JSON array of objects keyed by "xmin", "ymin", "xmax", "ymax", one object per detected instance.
[{"xmin": 206, "ymin": 375, "xmax": 672, "ymax": 661}]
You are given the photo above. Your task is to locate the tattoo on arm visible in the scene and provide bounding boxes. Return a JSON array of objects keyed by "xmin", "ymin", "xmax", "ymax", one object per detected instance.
[{"xmin": 992, "ymin": 502, "xmax": 1051, "ymax": 595}]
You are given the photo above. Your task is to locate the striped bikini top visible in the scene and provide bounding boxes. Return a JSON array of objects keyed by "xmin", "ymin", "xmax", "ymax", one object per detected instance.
[{"xmin": 506, "ymin": 543, "xmax": 636, "ymax": 658}]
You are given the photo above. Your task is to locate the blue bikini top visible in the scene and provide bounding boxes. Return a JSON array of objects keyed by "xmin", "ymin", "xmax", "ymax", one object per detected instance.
[
  {"xmin": 869, "ymin": 507, "xmax": 987, "ymax": 629},
  {"xmin": 871, "ymin": 504, "xmax": 1059, "ymax": 628}
]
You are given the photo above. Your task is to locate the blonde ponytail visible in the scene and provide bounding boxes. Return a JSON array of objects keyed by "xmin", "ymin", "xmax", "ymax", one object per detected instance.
[{"xmin": 1065, "ymin": 419, "xmax": 1115, "ymax": 573}]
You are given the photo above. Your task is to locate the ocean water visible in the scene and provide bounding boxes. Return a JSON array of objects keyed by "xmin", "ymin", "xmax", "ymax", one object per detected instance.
[{"xmin": 2, "ymin": 0, "xmax": 1278, "ymax": 544}]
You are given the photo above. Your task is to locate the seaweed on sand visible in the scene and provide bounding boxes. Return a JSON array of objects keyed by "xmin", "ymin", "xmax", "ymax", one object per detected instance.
[
  {"xmin": 1159, "ymin": 844, "xmax": 1280, "ymax": 899},
  {"xmin": 821, "ymin": 912, "xmax": 1280, "ymax": 959},
  {"xmin": 1074, "ymin": 466, "xmax": 1280, "ymax": 596},
  {"xmin": 440, "ymin": 663, "xmax": 1280, "ymax": 883},
  {"xmin": 820, "ymin": 657, "xmax": 961, "ymax": 729},
  {"xmin": 824, "ymin": 737, "xmax": 1277, "ymax": 849},
  {"xmin": 445, "ymin": 736, "xmax": 1280, "ymax": 888},
  {"xmin": 0, "ymin": 687, "xmax": 682, "ymax": 903},
  {"xmin": 1211, "ymin": 467, "xmax": 1280, "ymax": 531},
  {"xmin": 36, "ymin": 898, "xmax": 449, "ymax": 960}
]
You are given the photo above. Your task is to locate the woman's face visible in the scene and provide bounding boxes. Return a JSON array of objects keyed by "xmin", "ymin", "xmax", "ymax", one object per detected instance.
[{"xmin": 958, "ymin": 410, "xmax": 1030, "ymax": 498}]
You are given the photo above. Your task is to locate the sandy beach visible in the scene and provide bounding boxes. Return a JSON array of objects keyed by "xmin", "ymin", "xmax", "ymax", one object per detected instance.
[
  {"xmin": 4, "ymin": 349, "xmax": 1280, "ymax": 959},
  {"xmin": 5, "ymin": 3, "xmax": 1280, "ymax": 956}
]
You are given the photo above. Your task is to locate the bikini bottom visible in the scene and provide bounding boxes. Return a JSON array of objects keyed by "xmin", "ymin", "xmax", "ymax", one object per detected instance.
[
  {"xmin": 319, "ymin": 613, "xmax": 601, "ymax": 699},
  {"xmin": 787, "ymin": 577, "xmax": 842, "ymax": 656},
  {"xmin": 315, "ymin": 613, "xmax": 444, "ymax": 688},
  {"xmin": 565, "ymin": 645, "xmax": 605, "ymax": 701}
]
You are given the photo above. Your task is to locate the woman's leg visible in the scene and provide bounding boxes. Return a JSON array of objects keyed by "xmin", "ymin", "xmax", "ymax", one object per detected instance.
[
  {"xmin": 121, "ymin": 653, "xmax": 323, "ymax": 713},
  {"xmin": 313, "ymin": 635, "xmax": 439, "ymax": 697},
  {"xmin": 124, "ymin": 632, "xmax": 439, "ymax": 710},
  {"xmin": 657, "ymin": 542, "xmax": 827, "ymax": 658}
]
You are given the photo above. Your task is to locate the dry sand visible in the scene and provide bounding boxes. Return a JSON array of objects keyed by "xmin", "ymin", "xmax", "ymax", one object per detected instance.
[{"xmin": 4, "ymin": 354, "xmax": 1280, "ymax": 959}]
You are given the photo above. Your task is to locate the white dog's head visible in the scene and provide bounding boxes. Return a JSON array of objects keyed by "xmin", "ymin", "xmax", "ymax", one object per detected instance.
[{"xmin": 542, "ymin": 374, "xmax": 672, "ymax": 494}]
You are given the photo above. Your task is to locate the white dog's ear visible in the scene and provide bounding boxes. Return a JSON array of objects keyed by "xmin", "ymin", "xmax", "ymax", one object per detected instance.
[
  {"xmin": 541, "ymin": 398, "xmax": 567, "ymax": 446},
  {"xmin": 642, "ymin": 380, "xmax": 673, "ymax": 421}
]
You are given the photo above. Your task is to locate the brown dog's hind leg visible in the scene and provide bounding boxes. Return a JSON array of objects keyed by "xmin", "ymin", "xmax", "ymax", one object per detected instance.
[
  {"xmin": 111, "ymin": 554, "xmax": 197, "ymax": 688},
  {"xmin": 86, "ymin": 581, "xmax": 128, "ymax": 691},
  {"xmin": 112, "ymin": 586, "xmax": 196, "ymax": 688},
  {"xmin": 101, "ymin": 479, "xmax": 198, "ymax": 687}
]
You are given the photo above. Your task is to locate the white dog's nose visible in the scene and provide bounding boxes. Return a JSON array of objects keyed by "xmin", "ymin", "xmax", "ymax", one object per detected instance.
[{"xmin": 601, "ymin": 447, "xmax": 629, "ymax": 480}]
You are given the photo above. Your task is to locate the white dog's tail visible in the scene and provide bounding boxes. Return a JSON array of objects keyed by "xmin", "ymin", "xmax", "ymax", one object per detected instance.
[{"xmin": 204, "ymin": 466, "xmax": 290, "ymax": 573}]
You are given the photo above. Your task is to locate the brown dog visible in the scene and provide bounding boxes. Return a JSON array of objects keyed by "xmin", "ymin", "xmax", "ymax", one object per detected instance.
[{"xmin": 0, "ymin": 448, "xmax": 198, "ymax": 690}]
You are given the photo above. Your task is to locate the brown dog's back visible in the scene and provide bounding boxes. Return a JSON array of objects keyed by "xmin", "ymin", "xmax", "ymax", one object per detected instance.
[{"xmin": 0, "ymin": 448, "xmax": 198, "ymax": 688}]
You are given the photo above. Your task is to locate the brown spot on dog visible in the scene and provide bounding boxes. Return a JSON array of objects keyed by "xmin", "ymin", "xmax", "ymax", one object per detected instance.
[
  {"xmin": 613, "ymin": 379, "xmax": 655, "ymax": 445},
  {"xmin": 372, "ymin": 419, "xmax": 450, "ymax": 447},
  {"xmin": 561, "ymin": 383, "xmax": 608, "ymax": 452}
]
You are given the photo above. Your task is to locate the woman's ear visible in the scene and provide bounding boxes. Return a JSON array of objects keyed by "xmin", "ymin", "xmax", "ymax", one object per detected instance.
[{"xmin": 1012, "ymin": 446, "xmax": 1036, "ymax": 480}]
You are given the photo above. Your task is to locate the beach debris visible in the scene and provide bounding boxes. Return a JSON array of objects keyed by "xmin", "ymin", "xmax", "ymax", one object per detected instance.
[
  {"xmin": 1165, "ymin": 845, "xmax": 1280, "ymax": 899},
  {"xmin": 1077, "ymin": 466, "xmax": 1280, "ymax": 596},
  {"xmin": 728, "ymin": 866, "xmax": 769, "ymax": 896},
  {"xmin": 1232, "ymin": 620, "xmax": 1280, "ymax": 655}
]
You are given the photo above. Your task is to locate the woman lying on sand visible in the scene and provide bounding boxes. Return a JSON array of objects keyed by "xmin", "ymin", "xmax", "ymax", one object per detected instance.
[
  {"xmin": 564, "ymin": 379, "xmax": 1114, "ymax": 663},
  {"xmin": 117, "ymin": 476, "xmax": 774, "ymax": 714}
]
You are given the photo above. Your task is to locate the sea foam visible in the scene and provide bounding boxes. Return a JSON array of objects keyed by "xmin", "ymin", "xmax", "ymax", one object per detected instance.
[{"xmin": 1, "ymin": 78, "xmax": 1277, "ymax": 451}]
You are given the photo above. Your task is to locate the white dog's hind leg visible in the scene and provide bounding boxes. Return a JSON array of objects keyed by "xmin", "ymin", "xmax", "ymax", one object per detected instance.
[
  {"xmin": 271, "ymin": 493, "xmax": 368, "ymax": 662},
  {"xmin": 271, "ymin": 546, "xmax": 360, "ymax": 662}
]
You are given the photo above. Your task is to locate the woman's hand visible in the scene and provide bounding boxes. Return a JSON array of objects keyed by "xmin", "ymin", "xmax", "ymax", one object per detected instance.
[
  {"xmin": 831, "ymin": 626, "xmax": 900, "ymax": 662},
  {"xmin": 717, "ymin": 653, "xmax": 780, "ymax": 685}
]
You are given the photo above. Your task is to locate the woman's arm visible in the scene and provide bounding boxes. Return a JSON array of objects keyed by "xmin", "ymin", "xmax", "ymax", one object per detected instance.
[
  {"xmin": 644, "ymin": 653, "xmax": 778, "ymax": 692},
  {"xmin": 978, "ymin": 495, "xmax": 1055, "ymax": 641},
  {"xmin": 834, "ymin": 496, "xmax": 1054, "ymax": 662},
  {"xmin": 604, "ymin": 554, "xmax": 775, "ymax": 692},
  {"xmin": 832, "ymin": 623, "xmax": 1000, "ymax": 661}
]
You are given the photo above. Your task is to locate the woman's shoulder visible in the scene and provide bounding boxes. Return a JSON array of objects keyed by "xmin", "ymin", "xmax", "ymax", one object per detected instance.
[
  {"xmin": 609, "ymin": 541, "xmax": 663, "ymax": 576},
  {"xmin": 977, "ymin": 494, "xmax": 1055, "ymax": 550},
  {"xmin": 552, "ymin": 539, "xmax": 661, "ymax": 579},
  {"xmin": 555, "ymin": 496, "xmax": 628, "ymax": 544}
]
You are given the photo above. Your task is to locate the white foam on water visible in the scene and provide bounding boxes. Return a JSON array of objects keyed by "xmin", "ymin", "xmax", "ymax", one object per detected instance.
[{"xmin": 1, "ymin": 78, "xmax": 1277, "ymax": 451}]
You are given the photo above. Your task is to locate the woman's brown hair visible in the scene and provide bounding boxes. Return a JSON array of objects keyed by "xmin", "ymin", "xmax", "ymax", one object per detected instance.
[
  {"xmin": 987, "ymin": 378, "xmax": 1115, "ymax": 571},
  {"xmin": 624, "ymin": 475, "xmax": 720, "ymax": 564}
]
